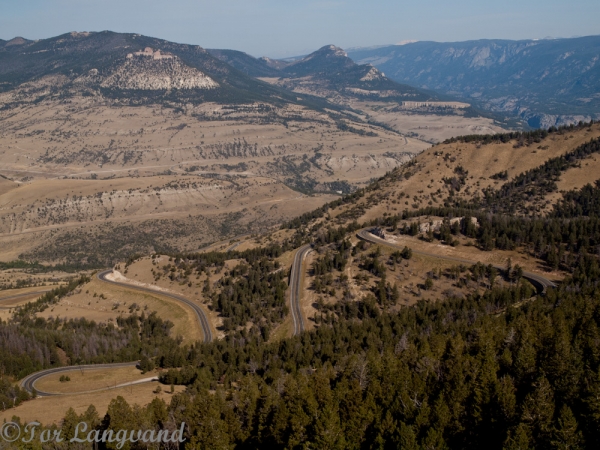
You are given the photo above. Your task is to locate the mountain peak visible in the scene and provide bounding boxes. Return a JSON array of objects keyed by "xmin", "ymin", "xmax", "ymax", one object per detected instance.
[
  {"xmin": 283, "ymin": 44, "xmax": 354, "ymax": 76},
  {"xmin": 5, "ymin": 37, "xmax": 30, "ymax": 46},
  {"xmin": 305, "ymin": 45, "xmax": 349, "ymax": 61},
  {"xmin": 0, "ymin": 31, "xmax": 310, "ymax": 106},
  {"xmin": 359, "ymin": 65, "xmax": 385, "ymax": 81},
  {"xmin": 69, "ymin": 31, "xmax": 93, "ymax": 38},
  {"xmin": 321, "ymin": 45, "xmax": 347, "ymax": 56}
]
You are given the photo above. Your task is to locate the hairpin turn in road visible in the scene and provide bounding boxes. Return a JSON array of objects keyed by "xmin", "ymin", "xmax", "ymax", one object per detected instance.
[
  {"xmin": 357, "ymin": 229, "xmax": 556, "ymax": 295},
  {"xmin": 97, "ymin": 270, "xmax": 213, "ymax": 343}
]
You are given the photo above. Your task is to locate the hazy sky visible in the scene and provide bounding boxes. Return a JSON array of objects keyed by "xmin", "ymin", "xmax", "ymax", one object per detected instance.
[{"xmin": 1, "ymin": 0, "xmax": 599, "ymax": 57}]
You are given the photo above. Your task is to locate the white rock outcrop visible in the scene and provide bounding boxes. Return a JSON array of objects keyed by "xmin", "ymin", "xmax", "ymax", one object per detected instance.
[
  {"xmin": 360, "ymin": 66, "xmax": 385, "ymax": 82},
  {"xmin": 101, "ymin": 54, "xmax": 218, "ymax": 90}
]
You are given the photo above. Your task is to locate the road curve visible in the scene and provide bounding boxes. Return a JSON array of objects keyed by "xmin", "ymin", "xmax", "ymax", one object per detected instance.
[
  {"xmin": 97, "ymin": 270, "xmax": 213, "ymax": 343},
  {"xmin": 289, "ymin": 244, "xmax": 312, "ymax": 336},
  {"xmin": 0, "ymin": 289, "xmax": 51, "ymax": 309},
  {"xmin": 357, "ymin": 229, "xmax": 557, "ymax": 295},
  {"xmin": 20, "ymin": 362, "xmax": 147, "ymax": 397}
]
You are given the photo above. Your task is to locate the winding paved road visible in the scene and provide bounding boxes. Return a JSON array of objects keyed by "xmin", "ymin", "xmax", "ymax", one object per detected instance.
[
  {"xmin": 20, "ymin": 272, "xmax": 213, "ymax": 395},
  {"xmin": 357, "ymin": 229, "xmax": 557, "ymax": 294},
  {"xmin": 289, "ymin": 244, "xmax": 312, "ymax": 336},
  {"xmin": 97, "ymin": 270, "xmax": 213, "ymax": 343},
  {"xmin": 19, "ymin": 271, "xmax": 215, "ymax": 397},
  {"xmin": 20, "ymin": 362, "xmax": 153, "ymax": 397}
]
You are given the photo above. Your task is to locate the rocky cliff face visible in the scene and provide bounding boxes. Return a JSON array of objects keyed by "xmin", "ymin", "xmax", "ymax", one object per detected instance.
[
  {"xmin": 348, "ymin": 36, "xmax": 600, "ymax": 126},
  {"xmin": 98, "ymin": 49, "xmax": 218, "ymax": 90},
  {"xmin": 0, "ymin": 31, "xmax": 309, "ymax": 107}
]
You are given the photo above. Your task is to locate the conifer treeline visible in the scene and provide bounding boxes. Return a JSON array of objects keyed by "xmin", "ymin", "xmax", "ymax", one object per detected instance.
[{"xmin": 60, "ymin": 276, "xmax": 594, "ymax": 449}]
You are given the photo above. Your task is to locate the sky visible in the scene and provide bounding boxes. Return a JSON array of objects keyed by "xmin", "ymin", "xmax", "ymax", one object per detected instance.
[{"xmin": 1, "ymin": 0, "xmax": 599, "ymax": 58}]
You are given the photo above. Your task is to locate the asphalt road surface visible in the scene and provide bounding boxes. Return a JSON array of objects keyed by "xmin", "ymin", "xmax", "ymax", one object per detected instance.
[
  {"xmin": 97, "ymin": 270, "xmax": 213, "ymax": 343},
  {"xmin": 20, "ymin": 362, "xmax": 146, "ymax": 397},
  {"xmin": 289, "ymin": 244, "xmax": 312, "ymax": 336},
  {"xmin": 18, "ymin": 269, "xmax": 216, "ymax": 397},
  {"xmin": 357, "ymin": 229, "xmax": 557, "ymax": 295}
]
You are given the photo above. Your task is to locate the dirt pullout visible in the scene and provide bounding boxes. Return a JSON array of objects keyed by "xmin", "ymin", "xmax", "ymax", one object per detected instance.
[{"xmin": 106, "ymin": 270, "xmax": 174, "ymax": 294}]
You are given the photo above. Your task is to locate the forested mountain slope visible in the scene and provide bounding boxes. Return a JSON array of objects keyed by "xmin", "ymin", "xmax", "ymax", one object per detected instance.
[
  {"xmin": 7, "ymin": 123, "xmax": 600, "ymax": 448},
  {"xmin": 210, "ymin": 44, "xmax": 437, "ymax": 103},
  {"xmin": 0, "ymin": 31, "xmax": 331, "ymax": 109},
  {"xmin": 348, "ymin": 36, "xmax": 600, "ymax": 127},
  {"xmin": 206, "ymin": 49, "xmax": 282, "ymax": 77}
]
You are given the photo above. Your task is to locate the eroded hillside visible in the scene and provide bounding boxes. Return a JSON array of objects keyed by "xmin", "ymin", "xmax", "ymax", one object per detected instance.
[{"xmin": 0, "ymin": 92, "xmax": 426, "ymax": 265}]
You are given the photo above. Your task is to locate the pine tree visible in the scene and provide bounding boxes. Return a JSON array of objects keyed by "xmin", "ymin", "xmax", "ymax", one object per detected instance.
[
  {"xmin": 551, "ymin": 405, "xmax": 584, "ymax": 449},
  {"xmin": 504, "ymin": 423, "xmax": 533, "ymax": 450}
]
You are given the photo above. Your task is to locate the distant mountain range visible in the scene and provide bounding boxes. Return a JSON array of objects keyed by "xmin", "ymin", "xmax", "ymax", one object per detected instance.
[
  {"xmin": 208, "ymin": 45, "xmax": 436, "ymax": 103},
  {"xmin": 347, "ymin": 36, "xmax": 600, "ymax": 127},
  {"xmin": 2, "ymin": 32, "xmax": 598, "ymax": 129},
  {"xmin": 0, "ymin": 31, "xmax": 333, "ymax": 110},
  {"xmin": 205, "ymin": 49, "xmax": 282, "ymax": 78}
]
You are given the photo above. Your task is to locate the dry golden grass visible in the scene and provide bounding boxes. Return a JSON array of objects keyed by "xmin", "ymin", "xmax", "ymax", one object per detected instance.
[
  {"xmin": 0, "ymin": 285, "xmax": 66, "ymax": 320},
  {"xmin": 348, "ymin": 100, "xmax": 508, "ymax": 144},
  {"xmin": 0, "ymin": 382, "xmax": 185, "ymax": 425},
  {"xmin": 0, "ymin": 296, "xmax": 40, "ymax": 311},
  {"xmin": 547, "ymin": 153, "xmax": 600, "ymax": 207},
  {"xmin": 122, "ymin": 257, "xmax": 220, "ymax": 339},
  {"xmin": 0, "ymin": 95, "xmax": 429, "ymax": 264},
  {"xmin": 37, "ymin": 276, "xmax": 203, "ymax": 343},
  {"xmin": 269, "ymin": 314, "xmax": 294, "ymax": 343},
  {"xmin": 0, "ymin": 268, "xmax": 70, "ymax": 291},
  {"xmin": 379, "ymin": 231, "xmax": 555, "ymax": 278},
  {"xmin": 299, "ymin": 249, "xmax": 317, "ymax": 333},
  {"xmin": 0, "ymin": 286, "xmax": 51, "ymax": 301},
  {"xmin": 0, "ymin": 177, "xmax": 16, "ymax": 196},
  {"xmin": 34, "ymin": 366, "xmax": 157, "ymax": 395},
  {"xmin": 331, "ymin": 123, "xmax": 600, "ymax": 224}
]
